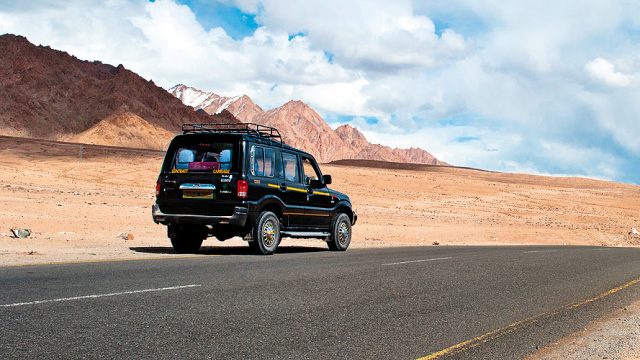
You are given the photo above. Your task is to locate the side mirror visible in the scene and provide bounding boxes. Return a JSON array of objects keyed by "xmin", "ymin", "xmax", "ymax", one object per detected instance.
[{"xmin": 323, "ymin": 174, "xmax": 332, "ymax": 185}]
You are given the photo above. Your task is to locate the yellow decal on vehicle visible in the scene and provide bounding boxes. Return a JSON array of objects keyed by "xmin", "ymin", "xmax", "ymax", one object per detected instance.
[
  {"xmin": 212, "ymin": 169, "xmax": 231, "ymax": 174},
  {"xmin": 267, "ymin": 184, "xmax": 279, "ymax": 189},
  {"xmin": 287, "ymin": 186, "xmax": 307, "ymax": 193},
  {"xmin": 312, "ymin": 191, "xmax": 331, "ymax": 196},
  {"xmin": 171, "ymin": 168, "xmax": 188, "ymax": 173}
]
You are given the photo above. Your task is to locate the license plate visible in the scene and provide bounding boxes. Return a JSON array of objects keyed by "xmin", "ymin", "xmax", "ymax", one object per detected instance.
[{"xmin": 182, "ymin": 189, "xmax": 215, "ymax": 199}]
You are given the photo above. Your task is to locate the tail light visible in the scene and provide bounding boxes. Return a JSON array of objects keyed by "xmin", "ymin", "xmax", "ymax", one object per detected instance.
[
  {"xmin": 156, "ymin": 179, "xmax": 161, "ymax": 197},
  {"xmin": 237, "ymin": 180, "xmax": 248, "ymax": 199}
]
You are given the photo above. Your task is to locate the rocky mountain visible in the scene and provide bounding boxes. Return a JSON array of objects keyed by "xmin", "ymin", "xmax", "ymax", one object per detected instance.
[
  {"xmin": 0, "ymin": 34, "xmax": 238, "ymax": 144},
  {"xmin": 253, "ymin": 100, "xmax": 357, "ymax": 162},
  {"xmin": 170, "ymin": 84, "xmax": 446, "ymax": 165}
]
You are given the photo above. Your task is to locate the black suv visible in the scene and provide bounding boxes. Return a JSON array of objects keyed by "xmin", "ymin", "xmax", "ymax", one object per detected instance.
[{"xmin": 152, "ymin": 123, "xmax": 357, "ymax": 254}]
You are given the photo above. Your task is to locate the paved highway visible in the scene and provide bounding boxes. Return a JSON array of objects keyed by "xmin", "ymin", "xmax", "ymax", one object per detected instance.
[{"xmin": 2, "ymin": 246, "xmax": 640, "ymax": 359}]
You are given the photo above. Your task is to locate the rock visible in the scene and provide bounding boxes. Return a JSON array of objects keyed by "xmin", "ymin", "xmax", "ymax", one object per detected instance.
[
  {"xmin": 432, "ymin": 241, "xmax": 440, "ymax": 246},
  {"xmin": 10, "ymin": 228, "xmax": 31, "ymax": 238},
  {"xmin": 117, "ymin": 232, "xmax": 134, "ymax": 240}
]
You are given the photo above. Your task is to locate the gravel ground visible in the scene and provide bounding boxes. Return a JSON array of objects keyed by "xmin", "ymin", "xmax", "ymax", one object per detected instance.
[{"xmin": 530, "ymin": 300, "xmax": 640, "ymax": 360}]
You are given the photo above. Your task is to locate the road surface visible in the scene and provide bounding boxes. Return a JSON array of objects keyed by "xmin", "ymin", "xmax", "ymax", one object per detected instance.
[{"xmin": 2, "ymin": 246, "xmax": 640, "ymax": 359}]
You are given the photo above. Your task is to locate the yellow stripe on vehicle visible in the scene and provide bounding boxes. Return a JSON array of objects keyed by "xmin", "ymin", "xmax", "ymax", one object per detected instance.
[
  {"xmin": 287, "ymin": 186, "xmax": 308, "ymax": 193},
  {"xmin": 283, "ymin": 212, "xmax": 330, "ymax": 217},
  {"xmin": 312, "ymin": 191, "xmax": 331, "ymax": 196},
  {"xmin": 267, "ymin": 184, "xmax": 280, "ymax": 189}
]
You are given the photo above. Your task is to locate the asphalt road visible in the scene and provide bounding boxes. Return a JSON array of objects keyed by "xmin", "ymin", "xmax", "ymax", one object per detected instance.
[{"xmin": 2, "ymin": 245, "xmax": 640, "ymax": 359}]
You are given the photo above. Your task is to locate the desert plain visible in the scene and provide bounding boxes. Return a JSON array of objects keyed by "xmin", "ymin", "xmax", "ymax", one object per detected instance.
[{"xmin": 1, "ymin": 135, "xmax": 639, "ymax": 267}]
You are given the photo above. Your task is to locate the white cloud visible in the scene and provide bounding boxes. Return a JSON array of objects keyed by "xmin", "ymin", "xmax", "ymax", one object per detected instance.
[
  {"xmin": 244, "ymin": 0, "xmax": 470, "ymax": 72},
  {"xmin": 585, "ymin": 58, "xmax": 636, "ymax": 87}
]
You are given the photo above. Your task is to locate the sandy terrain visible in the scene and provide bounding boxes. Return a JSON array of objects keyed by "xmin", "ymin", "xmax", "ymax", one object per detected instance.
[{"xmin": 1, "ymin": 135, "xmax": 639, "ymax": 267}]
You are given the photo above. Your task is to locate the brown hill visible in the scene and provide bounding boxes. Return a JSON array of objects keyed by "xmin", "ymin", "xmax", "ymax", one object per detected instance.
[
  {"xmin": 170, "ymin": 85, "xmax": 447, "ymax": 165},
  {"xmin": 67, "ymin": 112, "xmax": 175, "ymax": 150},
  {"xmin": 332, "ymin": 124, "xmax": 442, "ymax": 165},
  {"xmin": 0, "ymin": 34, "xmax": 238, "ymax": 142}
]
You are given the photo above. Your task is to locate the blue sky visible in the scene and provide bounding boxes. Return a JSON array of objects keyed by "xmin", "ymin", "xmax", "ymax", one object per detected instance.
[
  {"xmin": 175, "ymin": 0, "xmax": 258, "ymax": 39},
  {"xmin": 0, "ymin": 0, "xmax": 638, "ymax": 183}
]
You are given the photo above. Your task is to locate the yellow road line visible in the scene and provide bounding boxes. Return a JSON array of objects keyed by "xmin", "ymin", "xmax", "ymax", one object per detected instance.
[
  {"xmin": 3, "ymin": 254, "xmax": 210, "ymax": 268},
  {"xmin": 418, "ymin": 276, "xmax": 640, "ymax": 360}
]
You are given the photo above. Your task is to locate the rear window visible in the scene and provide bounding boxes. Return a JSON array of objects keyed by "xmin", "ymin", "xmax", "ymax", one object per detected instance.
[{"xmin": 171, "ymin": 142, "xmax": 234, "ymax": 173}]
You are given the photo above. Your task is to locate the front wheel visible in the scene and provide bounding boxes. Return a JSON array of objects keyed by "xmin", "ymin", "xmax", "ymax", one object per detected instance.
[
  {"xmin": 328, "ymin": 213, "xmax": 351, "ymax": 251},
  {"xmin": 250, "ymin": 211, "xmax": 281, "ymax": 255}
]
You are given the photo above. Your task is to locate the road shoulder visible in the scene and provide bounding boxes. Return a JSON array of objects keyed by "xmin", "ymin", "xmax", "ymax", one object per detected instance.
[{"xmin": 530, "ymin": 299, "xmax": 640, "ymax": 360}]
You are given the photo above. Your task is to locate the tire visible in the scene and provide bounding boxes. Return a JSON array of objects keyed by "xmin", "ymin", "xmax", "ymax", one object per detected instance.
[
  {"xmin": 169, "ymin": 226, "xmax": 205, "ymax": 253},
  {"xmin": 250, "ymin": 211, "xmax": 281, "ymax": 255},
  {"xmin": 328, "ymin": 213, "xmax": 351, "ymax": 251}
]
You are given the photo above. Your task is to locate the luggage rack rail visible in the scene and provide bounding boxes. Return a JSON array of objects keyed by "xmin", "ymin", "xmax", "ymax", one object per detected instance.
[{"xmin": 182, "ymin": 123, "xmax": 283, "ymax": 144}]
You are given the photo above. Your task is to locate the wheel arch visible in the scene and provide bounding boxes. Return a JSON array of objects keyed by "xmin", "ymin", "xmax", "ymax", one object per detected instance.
[
  {"xmin": 256, "ymin": 197, "xmax": 285, "ymax": 222},
  {"xmin": 335, "ymin": 202, "xmax": 354, "ymax": 224}
]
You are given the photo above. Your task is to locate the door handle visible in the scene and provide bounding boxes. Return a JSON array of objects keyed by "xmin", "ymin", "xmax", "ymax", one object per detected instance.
[{"xmin": 279, "ymin": 184, "xmax": 287, "ymax": 191}]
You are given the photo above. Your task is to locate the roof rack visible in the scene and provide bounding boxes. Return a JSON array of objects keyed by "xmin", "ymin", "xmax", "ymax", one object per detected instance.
[{"xmin": 182, "ymin": 123, "xmax": 283, "ymax": 145}]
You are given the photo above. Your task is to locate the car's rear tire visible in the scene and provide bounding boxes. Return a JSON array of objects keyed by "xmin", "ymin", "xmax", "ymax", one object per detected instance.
[
  {"xmin": 169, "ymin": 226, "xmax": 205, "ymax": 253},
  {"xmin": 328, "ymin": 213, "xmax": 351, "ymax": 251},
  {"xmin": 250, "ymin": 211, "xmax": 281, "ymax": 255}
]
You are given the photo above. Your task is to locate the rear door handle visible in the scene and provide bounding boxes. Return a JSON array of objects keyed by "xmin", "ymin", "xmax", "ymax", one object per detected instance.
[{"xmin": 279, "ymin": 184, "xmax": 287, "ymax": 191}]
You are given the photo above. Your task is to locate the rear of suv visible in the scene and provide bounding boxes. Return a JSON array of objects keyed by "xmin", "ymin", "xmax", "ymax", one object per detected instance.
[{"xmin": 152, "ymin": 123, "xmax": 357, "ymax": 254}]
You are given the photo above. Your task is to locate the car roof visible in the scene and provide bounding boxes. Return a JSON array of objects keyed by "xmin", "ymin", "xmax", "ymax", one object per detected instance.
[{"xmin": 171, "ymin": 133, "xmax": 316, "ymax": 159}]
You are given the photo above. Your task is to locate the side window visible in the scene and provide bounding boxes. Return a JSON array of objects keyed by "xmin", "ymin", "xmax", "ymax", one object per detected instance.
[
  {"xmin": 264, "ymin": 148, "xmax": 275, "ymax": 177},
  {"xmin": 281, "ymin": 152, "xmax": 299, "ymax": 183},
  {"xmin": 250, "ymin": 146, "xmax": 276, "ymax": 178},
  {"xmin": 254, "ymin": 147, "xmax": 264, "ymax": 176},
  {"xmin": 302, "ymin": 157, "xmax": 321, "ymax": 185}
]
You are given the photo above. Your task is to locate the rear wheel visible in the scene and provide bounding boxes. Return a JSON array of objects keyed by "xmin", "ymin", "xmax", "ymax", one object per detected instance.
[
  {"xmin": 250, "ymin": 211, "xmax": 281, "ymax": 255},
  {"xmin": 328, "ymin": 213, "xmax": 351, "ymax": 251},
  {"xmin": 169, "ymin": 225, "xmax": 205, "ymax": 253}
]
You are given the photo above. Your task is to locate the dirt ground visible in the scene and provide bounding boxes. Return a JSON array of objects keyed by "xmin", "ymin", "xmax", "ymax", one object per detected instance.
[{"xmin": 1, "ymin": 136, "xmax": 639, "ymax": 267}]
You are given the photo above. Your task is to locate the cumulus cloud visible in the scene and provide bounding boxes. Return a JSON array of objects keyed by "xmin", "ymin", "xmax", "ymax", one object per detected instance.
[
  {"xmin": 239, "ymin": 0, "xmax": 470, "ymax": 72},
  {"xmin": 585, "ymin": 58, "xmax": 636, "ymax": 87}
]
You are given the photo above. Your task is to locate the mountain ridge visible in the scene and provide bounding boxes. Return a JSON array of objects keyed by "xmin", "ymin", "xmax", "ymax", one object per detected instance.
[
  {"xmin": 168, "ymin": 84, "xmax": 446, "ymax": 165},
  {"xmin": 0, "ymin": 34, "xmax": 238, "ymax": 143}
]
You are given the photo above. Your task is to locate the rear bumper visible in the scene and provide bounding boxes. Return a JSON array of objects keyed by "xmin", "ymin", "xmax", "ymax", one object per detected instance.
[{"xmin": 152, "ymin": 204, "xmax": 248, "ymax": 227}]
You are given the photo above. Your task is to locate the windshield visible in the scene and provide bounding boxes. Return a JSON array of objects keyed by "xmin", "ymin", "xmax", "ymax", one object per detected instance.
[{"xmin": 171, "ymin": 142, "xmax": 234, "ymax": 172}]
